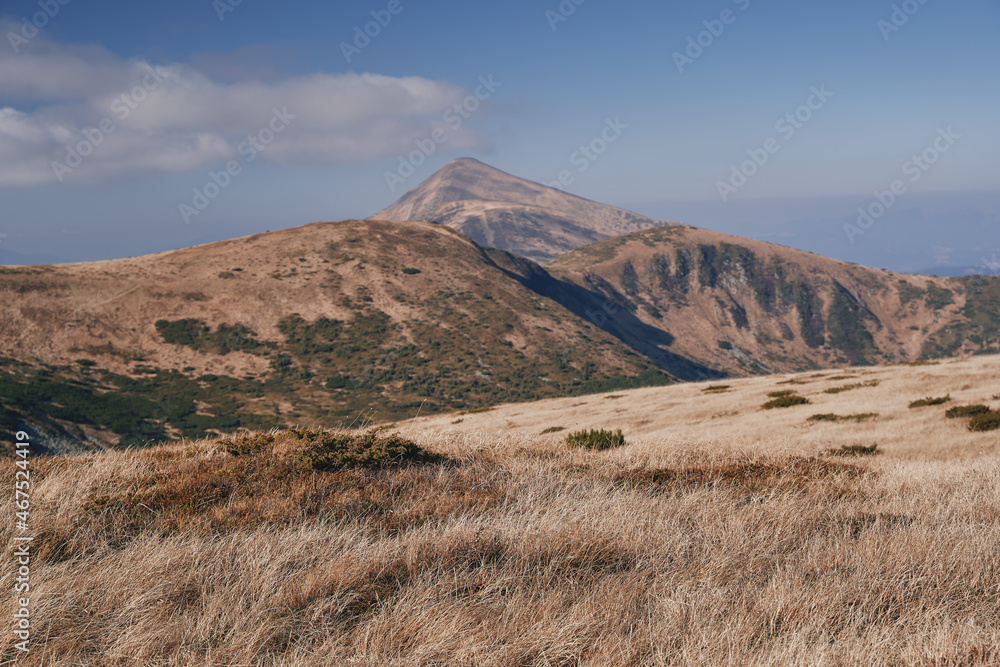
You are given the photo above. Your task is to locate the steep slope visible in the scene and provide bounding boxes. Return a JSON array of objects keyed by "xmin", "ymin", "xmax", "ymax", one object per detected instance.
[
  {"xmin": 373, "ymin": 158, "xmax": 673, "ymax": 262},
  {"xmin": 547, "ymin": 226, "xmax": 1000, "ymax": 375},
  {"xmin": 0, "ymin": 219, "xmax": 698, "ymax": 453}
]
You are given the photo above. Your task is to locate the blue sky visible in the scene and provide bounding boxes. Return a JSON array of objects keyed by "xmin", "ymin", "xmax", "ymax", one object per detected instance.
[{"xmin": 1, "ymin": 0, "xmax": 998, "ymax": 273}]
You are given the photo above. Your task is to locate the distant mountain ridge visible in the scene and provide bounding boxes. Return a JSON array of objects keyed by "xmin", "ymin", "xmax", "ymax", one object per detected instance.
[
  {"xmin": 547, "ymin": 225, "xmax": 1000, "ymax": 376},
  {"xmin": 373, "ymin": 158, "xmax": 676, "ymax": 262}
]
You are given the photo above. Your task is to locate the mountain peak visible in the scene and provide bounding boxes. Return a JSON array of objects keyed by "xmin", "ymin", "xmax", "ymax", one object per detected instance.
[
  {"xmin": 372, "ymin": 158, "xmax": 674, "ymax": 263},
  {"xmin": 375, "ymin": 157, "xmax": 572, "ymax": 221}
]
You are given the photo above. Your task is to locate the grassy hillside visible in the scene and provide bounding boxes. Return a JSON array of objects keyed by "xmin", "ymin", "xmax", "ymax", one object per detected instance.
[
  {"xmin": 0, "ymin": 219, "xmax": 685, "ymax": 453},
  {"xmin": 4, "ymin": 355, "xmax": 999, "ymax": 664}
]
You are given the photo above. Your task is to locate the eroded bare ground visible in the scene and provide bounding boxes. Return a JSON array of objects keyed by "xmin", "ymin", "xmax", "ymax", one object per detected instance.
[{"xmin": 2, "ymin": 411, "xmax": 999, "ymax": 665}]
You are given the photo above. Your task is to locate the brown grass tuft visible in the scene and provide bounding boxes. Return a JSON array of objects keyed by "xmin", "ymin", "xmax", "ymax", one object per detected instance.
[{"xmin": 615, "ymin": 456, "xmax": 869, "ymax": 499}]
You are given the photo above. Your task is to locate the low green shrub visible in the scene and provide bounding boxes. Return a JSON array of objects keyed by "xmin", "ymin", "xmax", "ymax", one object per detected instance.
[
  {"xmin": 763, "ymin": 395, "xmax": 810, "ymax": 409},
  {"xmin": 808, "ymin": 413, "xmax": 879, "ymax": 423},
  {"xmin": 825, "ymin": 380, "xmax": 879, "ymax": 394},
  {"xmin": 292, "ymin": 430, "xmax": 441, "ymax": 470},
  {"xmin": 703, "ymin": 385, "xmax": 731, "ymax": 393},
  {"xmin": 945, "ymin": 405, "xmax": 990, "ymax": 419},
  {"xmin": 565, "ymin": 428, "xmax": 626, "ymax": 451},
  {"xmin": 768, "ymin": 390, "xmax": 796, "ymax": 398},
  {"xmin": 909, "ymin": 395, "xmax": 951, "ymax": 408},
  {"xmin": 969, "ymin": 411, "xmax": 1000, "ymax": 432},
  {"xmin": 540, "ymin": 426, "xmax": 565, "ymax": 434},
  {"xmin": 825, "ymin": 444, "xmax": 879, "ymax": 457},
  {"xmin": 224, "ymin": 431, "xmax": 277, "ymax": 456}
]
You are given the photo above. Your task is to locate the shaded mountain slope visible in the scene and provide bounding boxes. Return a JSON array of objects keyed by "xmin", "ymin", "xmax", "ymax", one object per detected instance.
[{"xmin": 547, "ymin": 226, "xmax": 1000, "ymax": 375}]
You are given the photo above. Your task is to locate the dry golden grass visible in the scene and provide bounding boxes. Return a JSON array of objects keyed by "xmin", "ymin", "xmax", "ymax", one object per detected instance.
[
  {"xmin": 3, "ymin": 355, "xmax": 1000, "ymax": 665},
  {"xmin": 412, "ymin": 354, "xmax": 1000, "ymax": 462}
]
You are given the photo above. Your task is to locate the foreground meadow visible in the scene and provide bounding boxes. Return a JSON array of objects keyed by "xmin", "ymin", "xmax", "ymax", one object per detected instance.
[{"xmin": 2, "ymin": 356, "xmax": 1000, "ymax": 665}]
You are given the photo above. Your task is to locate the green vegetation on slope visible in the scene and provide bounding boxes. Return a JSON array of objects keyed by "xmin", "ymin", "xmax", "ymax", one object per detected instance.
[
  {"xmin": 155, "ymin": 319, "xmax": 273, "ymax": 355},
  {"xmin": 0, "ymin": 359, "xmax": 273, "ymax": 447}
]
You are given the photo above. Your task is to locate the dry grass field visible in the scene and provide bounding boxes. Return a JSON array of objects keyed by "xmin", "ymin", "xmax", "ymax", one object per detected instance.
[{"xmin": 3, "ymin": 355, "xmax": 1000, "ymax": 665}]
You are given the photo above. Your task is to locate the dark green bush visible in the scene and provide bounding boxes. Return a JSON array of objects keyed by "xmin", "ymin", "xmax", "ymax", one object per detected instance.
[
  {"xmin": 825, "ymin": 444, "xmax": 879, "ymax": 457},
  {"xmin": 768, "ymin": 390, "xmax": 796, "ymax": 398},
  {"xmin": 763, "ymin": 395, "xmax": 809, "ymax": 409},
  {"xmin": 825, "ymin": 380, "xmax": 879, "ymax": 395},
  {"xmin": 909, "ymin": 395, "xmax": 951, "ymax": 408},
  {"xmin": 808, "ymin": 413, "xmax": 878, "ymax": 423},
  {"xmin": 969, "ymin": 411, "xmax": 1000, "ymax": 432},
  {"xmin": 703, "ymin": 385, "xmax": 731, "ymax": 393},
  {"xmin": 155, "ymin": 319, "xmax": 209, "ymax": 347},
  {"xmin": 945, "ymin": 405, "xmax": 990, "ymax": 419},
  {"xmin": 402, "ymin": 267, "xmax": 422, "ymax": 275},
  {"xmin": 565, "ymin": 428, "xmax": 626, "ymax": 451},
  {"xmin": 224, "ymin": 431, "xmax": 277, "ymax": 456},
  {"xmin": 292, "ymin": 430, "xmax": 441, "ymax": 470}
]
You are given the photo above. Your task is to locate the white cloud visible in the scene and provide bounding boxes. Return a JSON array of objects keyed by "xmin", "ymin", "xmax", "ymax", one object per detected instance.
[{"xmin": 0, "ymin": 29, "xmax": 489, "ymax": 186}]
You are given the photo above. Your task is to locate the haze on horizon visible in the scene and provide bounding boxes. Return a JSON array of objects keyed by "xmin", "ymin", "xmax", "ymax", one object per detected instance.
[{"xmin": 0, "ymin": 0, "xmax": 997, "ymax": 275}]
